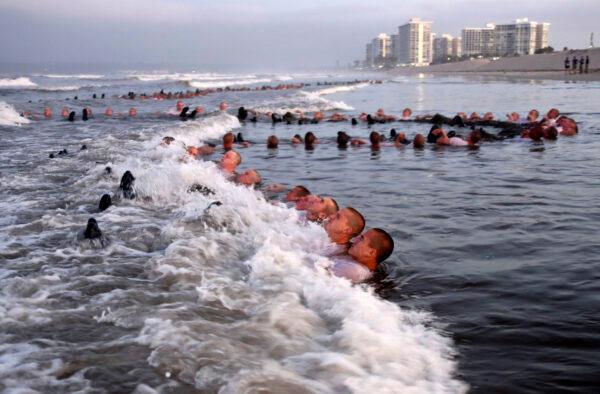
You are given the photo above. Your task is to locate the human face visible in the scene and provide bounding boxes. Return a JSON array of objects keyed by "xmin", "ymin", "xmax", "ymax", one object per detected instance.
[
  {"xmin": 402, "ymin": 108, "xmax": 412, "ymax": 119},
  {"xmin": 176, "ymin": 101, "xmax": 184, "ymax": 111},
  {"xmin": 348, "ymin": 231, "xmax": 378, "ymax": 270},
  {"xmin": 238, "ymin": 170, "xmax": 260, "ymax": 186},
  {"xmin": 295, "ymin": 195, "xmax": 321, "ymax": 210},
  {"xmin": 285, "ymin": 187, "xmax": 308, "ymax": 202},
  {"xmin": 527, "ymin": 110, "xmax": 539, "ymax": 122},
  {"xmin": 220, "ymin": 151, "xmax": 240, "ymax": 172},
  {"xmin": 324, "ymin": 210, "xmax": 353, "ymax": 244}
]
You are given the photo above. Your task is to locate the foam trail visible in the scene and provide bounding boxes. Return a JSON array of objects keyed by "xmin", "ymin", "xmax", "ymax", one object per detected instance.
[
  {"xmin": 0, "ymin": 77, "xmax": 37, "ymax": 89},
  {"xmin": 187, "ymin": 78, "xmax": 272, "ymax": 89},
  {"xmin": 0, "ymin": 101, "xmax": 30, "ymax": 126},
  {"xmin": 39, "ymin": 74, "xmax": 105, "ymax": 79},
  {"xmin": 313, "ymin": 82, "xmax": 371, "ymax": 96}
]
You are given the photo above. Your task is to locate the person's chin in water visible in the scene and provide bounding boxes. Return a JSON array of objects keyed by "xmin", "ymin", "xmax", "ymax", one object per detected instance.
[
  {"xmin": 348, "ymin": 228, "xmax": 394, "ymax": 271},
  {"xmin": 323, "ymin": 207, "xmax": 365, "ymax": 245},
  {"xmin": 220, "ymin": 150, "xmax": 241, "ymax": 173}
]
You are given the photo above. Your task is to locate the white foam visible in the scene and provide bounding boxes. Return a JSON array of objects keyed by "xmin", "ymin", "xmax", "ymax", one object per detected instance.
[
  {"xmin": 38, "ymin": 74, "xmax": 105, "ymax": 79},
  {"xmin": 0, "ymin": 77, "xmax": 37, "ymax": 89},
  {"xmin": 187, "ymin": 78, "xmax": 272, "ymax": 89},
  {"xmin": 0, "ymin": 101, "xmax": 30, "ymax": 126},
  {"xmin": 313, "ymin": 82, "xmax": 371, "ymax": 96},
  {"xmin": 75, "ymin": 126, "xmax": 465, "ymax": 392}
]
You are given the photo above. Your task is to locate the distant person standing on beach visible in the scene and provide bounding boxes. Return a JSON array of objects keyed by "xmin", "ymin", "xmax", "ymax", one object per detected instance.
[
  {"xmin": 564, "ymin": 57, "xmax": 570, "ymax": 75},
  {"xmin": 572, "ymin": 56, "xmax": 578, "ymax": 75},
  {"xmin": 579, "ymin": 56, "xmax": 585, "ymax": 74},
  {"xmin": 585, "ymin": 55, "xmax": 590, "ymax": 73}
]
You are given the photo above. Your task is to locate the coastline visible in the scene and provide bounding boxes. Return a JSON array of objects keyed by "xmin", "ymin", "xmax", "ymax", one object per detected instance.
[{"xmin": 387, "ymin": 47, "xmax": 600, "ymax": 81}]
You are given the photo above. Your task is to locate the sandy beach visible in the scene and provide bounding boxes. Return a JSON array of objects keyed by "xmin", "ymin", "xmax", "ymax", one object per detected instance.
[{"xmin": 390, "ymin": 47, "xmax": 600, "ymax": 81}]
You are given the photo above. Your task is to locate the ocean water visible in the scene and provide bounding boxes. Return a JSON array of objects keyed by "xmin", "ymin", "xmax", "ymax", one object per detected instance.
[{"xmin": 0, "ymin": 69, "xmax": 599, "ymax": 393}]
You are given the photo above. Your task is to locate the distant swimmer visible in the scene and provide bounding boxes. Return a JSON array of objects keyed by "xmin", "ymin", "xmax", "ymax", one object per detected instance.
[
  {"xmin": 304, "ymin": 132, "xmax": 317, "ymax": 150},
  {"xmin": 61, "ymin": 107, "xmax": 69, "ymax": 118},
  {"xmin": 129, "ymin": 108, "xmax": 137, "ymax": 117},
  {"xmin": 337, "ymin": 131, "xmax": 350, "ymax": 148},
  {"xmin": 105, "ymin": 107, "xmax": 113, "ymax": 117},
  {"xmin": 323, "ymin": 207, "xmax": 365, "ymax": 245},
  {"xmin": 82, "ymin": 108, "xmax": 89, "ymax": 121},
  {"xmin": 237, "ymin": 107, "xmax": 248, "ymax": 121},
  {"xmin": 401, "ymin": 108, "xmax": 412, "ymax": 120},
  {"xmin": 119, "ymin": 170, "xmax": 136, "ymax": 199},
  {"xmin": 223, "ymin": 132, "xmax": 235, "ymax": 151},
  {"xmin": 291, "ymin": 134, "xmax": 302, "ymax": 144},
  {"xmin": 80, "ymin": 218, "xmax": 109, "ymax": 248},
  {"xmin": 331, "ymin": 228, "xmax": 394, "ymax": 283},
  {"xmin": 68, "ymin": 111, "xmax": 76, "ymax": 122},
  {"xmin": 219, "ymin": 101, "xmax": 228, "ymax": 111},
  {"xmin": 267, "ymin": 135, "xmax": 279, "ymax": 149},
  {"xmin": 44, "ymin": 107, "xmax": 52, "ymax": 118},
  {"xmin": 98, "ymin": 194, "xmax": 112, "ymax": 211},
  {"xmin": 527, "ymin": 109, "xmax": 539, "ymax": 123},
  {"xmin": 394, "ymin": 133, "xmax": 411, "ymax": 146},
  {"xmin": 413, "ymin": 133, "xmax": 425, "ymax": 149},
  {"xmin": 179, "ymin": 106, "xmax": 189, "ymax": 118},
  {"xmin": 369, "ymin": 131, "xmax": 381, "ymax": 150},
  {"xmin": 351, "ymin": 118, "xmax": 358, "ymax": 126},
  {"xmin": 556, "ymin": 116, "xmax": 578, "ymax": 136}
]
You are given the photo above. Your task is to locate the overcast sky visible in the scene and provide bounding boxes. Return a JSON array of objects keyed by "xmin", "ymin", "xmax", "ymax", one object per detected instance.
[{"xmin": 1, "ymin": 0, "xmax": 598, "ymax": 71}]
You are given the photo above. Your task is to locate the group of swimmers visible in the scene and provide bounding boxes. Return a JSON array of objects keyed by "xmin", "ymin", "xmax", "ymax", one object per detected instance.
[{"xmin": 158, "ymin": 134, "xmax": 395, "ymax": 283}]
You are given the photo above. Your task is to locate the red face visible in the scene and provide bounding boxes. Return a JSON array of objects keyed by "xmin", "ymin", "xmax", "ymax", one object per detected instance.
[
  {"xmin": 176, "ymin": 101, "xmax": 184, "ymax": 111},
  {"xmin": 237, "ymin": 170, "xmax": 261, "ymax": 186},
  {"xmin": 527, "ymin": 110, "xmax": 539, "ymax": 122},
  {"xmin": 547, "ymin": 109, "xmax": 559, "ymax": 119},
  {"xmin": 295, "ymin": 195, "xmax": 321, "ymax": 210},
  {"xmin": 105, "ymin": 108, "xmax": 113, "ymax": 116},
  {"xmin": 323, "ymin": 209, "xmax": 357, "ymax": 245},
  {"xmin": 129, "ymin": 108, "xmax": 137, "ymax": 117},
  {"xmin": 402, "ymin": 108, "xmax": 412, "ymax": 119}
]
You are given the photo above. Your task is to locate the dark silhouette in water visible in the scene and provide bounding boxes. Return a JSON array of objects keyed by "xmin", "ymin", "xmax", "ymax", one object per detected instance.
[
  {"xmin": 82, "ymin": 108, "xmax": 89, "ymax": 121},
  {"xmin": 68, "ymin": 111, "xmax": 75, "ymax": 122},
  {"xmin": 81, "ymin": 145, "xmax": 87, "ymax": 150},
  {"xmin": 236, "ymin": 132, "xmax": 245, "ymax": 143},
  {"xmin": 49, "ymin": 153, "xmax": 55, "ymax": 158},
  {"xmin": 98, "ymin": 194, "xmax": 112, "ymax": 211},
  {"xmin": 337, "ymin": 131, "xmax": 350, "ymax": 148},
  {"xmin": 237, "ymin": 107, "xmax": 248, "ymax": 121},
  {"xmin": 351, "ymin": 118, "xmax": 358, "ymax": 126},
  {"xmin": 187, "ymin": 109, "xmax": 197, "ymax": 119},
  {"xmin": 84, "ymin": 218, "xmax": 102, "ymax": 239},
  {"xmin": 390, "ymin": 129, "xmax": 397, "ymax": 139},
  {"xmin": 105, "ymin": 166, "xmax": 112, "ymax": 175},
  {"xmin": 119, "ymin": 171, "xmax": 136, "ymax": 199},
  {"xmin": 179, "ymin": 107, "xmax": 189, "ymax": 118}
]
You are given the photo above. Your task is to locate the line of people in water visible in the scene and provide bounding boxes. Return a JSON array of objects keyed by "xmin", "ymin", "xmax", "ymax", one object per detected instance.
[{"xmin": 82, "ymin": 136, "xmax": 394, "ymax": 283}]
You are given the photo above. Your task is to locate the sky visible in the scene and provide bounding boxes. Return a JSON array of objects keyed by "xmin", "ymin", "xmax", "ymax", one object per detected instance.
[{"xmin": 0, "ymin": 0, "xmax": 598, "ymax": 71}]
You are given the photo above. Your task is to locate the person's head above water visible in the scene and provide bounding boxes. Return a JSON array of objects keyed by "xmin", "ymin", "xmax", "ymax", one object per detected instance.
[
  {"xmin": 105, "ymin": 107, "xmax": 113, "ymax": 117},
  {"xmin": 285, "ymin": 185, "xmax": 310, "ymax": 202},
  {"xmin": 305, "ymin": 132, "xmax": 316, "ymax": 147},
  {"xmin": 223, "ymin": 132, "xmax": 235, "ymax": 150},
  {"xmin": 176, "ymin": 101, "xmax": 184, "ymax": 112},
  {"xmin": 369, "ymin": 131, "xmax": 380, "ymax": 146},
  {"xmin": 527, "ymin": 109, "xmax": 539, "ymax": 123},
  {"xmin": 324, "ymin": 207, "xmax": 366, "ymax": 245},
  {"xmin": 528, "ymin": 125, "xmax": 544, "ymax": 141},
  {"xmin": 556, "ymin": 116, "xmax": 578, "ymax": 136},
  {"xmin": 402, "ymin": 108, "xmax": 412, "ymax": 119},
  {"xmin": 306, "ymin": 196, "xmax": 339, "ymax": 222},
  {"xmin": 237, "ymin": 169, "xmax": 262, "ymax": 186},
  {"xmin": 219, "ymin": 101, "xmax": 228, "ymax": 111},
  {"xmin": 547, "ymin": 108, "xmax": 560, "ymax": 120},
  {"xmin": 220, "ymin": 150, "xmax": 241, "ymax": 172},
  {"xmin": 267, "ymin": 135, "xmax": 279, "ymax": 149},
  {"xmin": 348, "ymin": 228, "xmax": 394, "ymax": 270},
  {"xmin": 413, "ymin": 133, "xmax": 425, "ymax": 149},
  {"xmin": 543, "ymin": 126, "xmax": 558, "ymax": 140},
  {"xmin": 129, "ymin": 107, "xmax": 137, "ymax": 117},
  {"xmin": 337, "ymin": 131, "xmax": 350, "ymax": 148}
]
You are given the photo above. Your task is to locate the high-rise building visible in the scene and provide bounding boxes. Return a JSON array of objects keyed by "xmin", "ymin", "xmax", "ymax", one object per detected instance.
[
  {"xmin": 433, "ymin": 33, "xmax": 454, "ymax": 63},
  {"xmin": 495, "ymin": 18, "xmax": 549, "ymax": 55},
  {"xmin": 451, "ymin": 37, "xmax": 462, "ymax": 58},
  {"xmin": 462, "ymin": 23, "xmax": 496, "ymax": 57},
  {"xmin": 396, "ymin": 17, "xmax": 433, "ymax": 66},
  {"xmin": 365, "ymin": 42, "xmax": 374, "ymax": 68}
]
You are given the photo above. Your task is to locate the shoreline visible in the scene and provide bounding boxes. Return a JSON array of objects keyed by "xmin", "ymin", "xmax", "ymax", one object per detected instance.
[{"xmin": 384, "ymin": 47, "xmax": 600, "ymax": 82}]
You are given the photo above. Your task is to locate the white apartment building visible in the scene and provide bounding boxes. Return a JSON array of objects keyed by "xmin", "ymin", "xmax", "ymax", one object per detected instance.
[
  {"xmin": 462, "ymin": 23, "xmax": 496, "ymax": 57},
  {"xmin": 495, "ymin": 18, "xmax": 550, "ymax": 55},
  {"xmin": 396, "ymin": 18, "xmax": 433, "ymax": 66}
]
